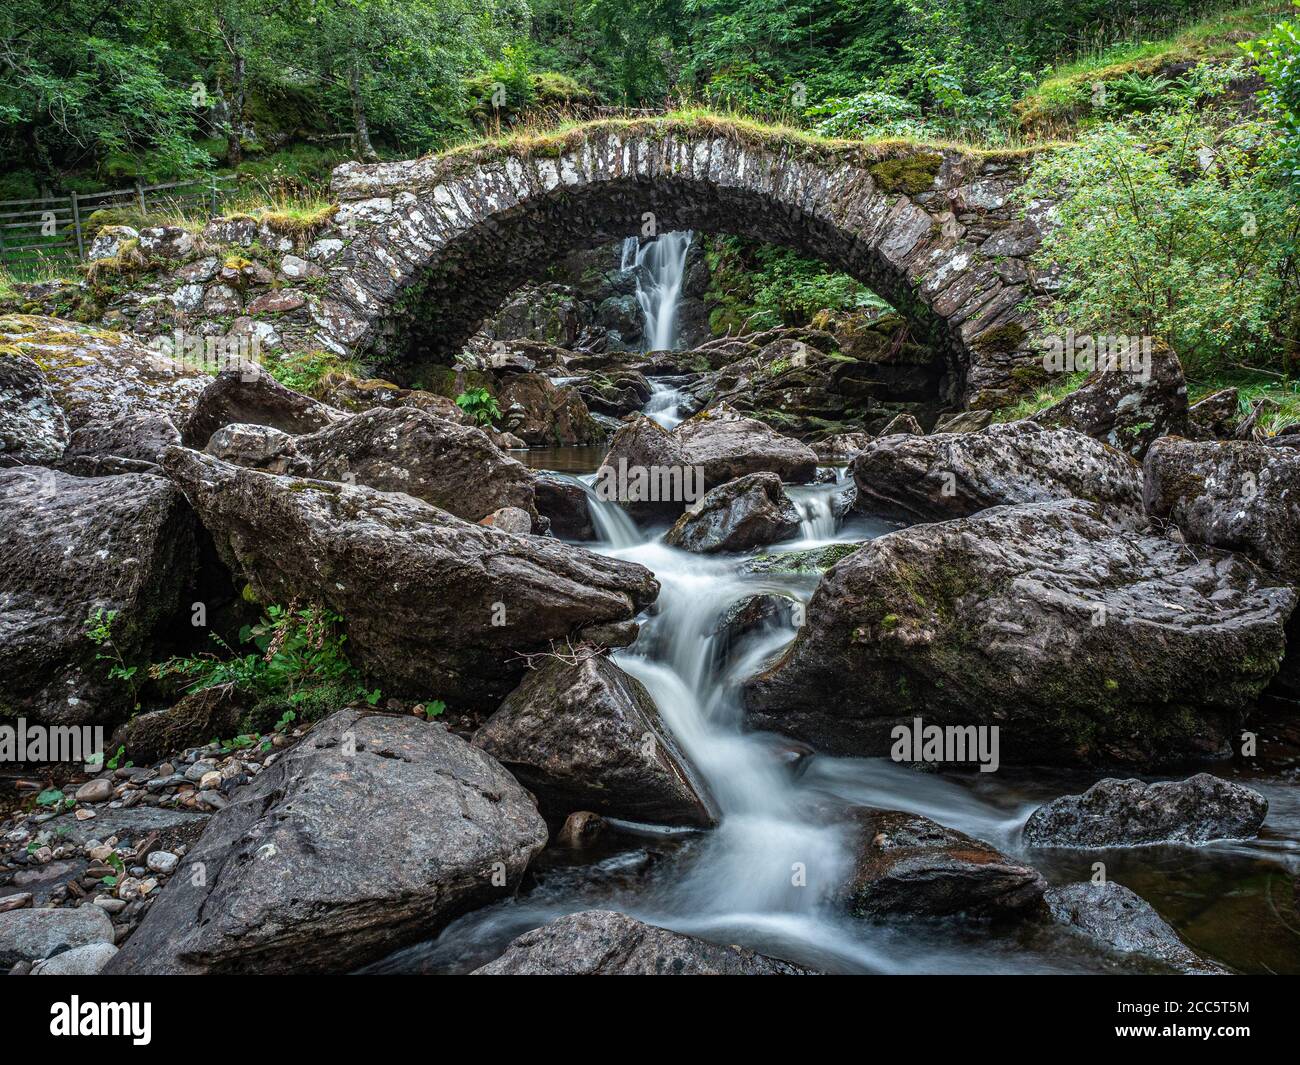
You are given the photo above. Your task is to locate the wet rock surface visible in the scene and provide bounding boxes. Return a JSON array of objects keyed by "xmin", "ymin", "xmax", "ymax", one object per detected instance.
[
  {"xmin": 474, "ymin": 656, "xmax": 715, "ymax": 827},
  {"xmin": 1044, "ymin": 882, "xmax": 1229, "ymax": 974},
  {"xmin": 745, "ymin": 500, "xmax": 1296, "ymax": 765},
  {"xmin": 107, "ymin": 710, "xmax": 548, "ymax": 974},
  {"xmin": 673, "ymin": 403, "xmax": 818, "ymax": 488},
  {"xmin": 1023, "ymin": 774, "xmax": 1268, "ymax": 847},
  {"xmin": 845, "ymin": 808, "xmax": 1046, "ymax": 921},
  {"xmin": 472, "ymin": 910, "xmax": 816, "ymax": 975},
  {"xmin": 664, "ymin": 471, "xmax": 802, "ymax": 553},
  {"xmin": 182, "ymin": 364, "xmax": 340, "ymax": 448},
  {"xmin": 0, "ymin": 351, "xmax": 69, "ymax": 466}
]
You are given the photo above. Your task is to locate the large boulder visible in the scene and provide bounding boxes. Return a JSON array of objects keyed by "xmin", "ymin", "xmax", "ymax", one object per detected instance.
[
  {"xmin": 745, "ymin": 500, "xmax": 1296, "ymax": 766},
  {"xmin": 161, "ymin": 448, "xmax": 658, "ymax": 709},
  {"xmin": 674, "ymin": 403, "xmax": 817, "ymax": 488},
  {"xmin": 597, "ymin": 414, "xmax": 689, "ymax": 522},
  {"xmin": 0, "ymin": 350, "xmax": 68, "ymax": 466},
  {"xmin": 474, "ymin": 656, "xmax": 715, "ymax": 827},
  {"xmin": 472, "ymin": 910, "xmax": 814, "ymax": 975},
  {"xmin": 0, "ymin": 468, "xmax": 198, "ymax": 725},
  {"xmin": 534, "ymin": 474, "xmax": 595, "ymax": 541},
  {"xmin": 845, "ymin": 808, "xmax": 1046, "ymax": 921},
  {"xmin": 1023, "ymin": 774, "xmax": 1268, "ymax": 847},
  {"xmin": 209, "ymin": 406, "xmax": 539, "ymax": 524},
  {"xmin": 1045, "ymin": 882, "xmax": 1228, "ymax": 974},
  {"xmin": 182, "ymin": 364, "xmax": 340, "ymax": 448},
  {"xmin": 0, "ymin": 315, "xmax": 206, "ymax": 463},
  {"xmin": 1186, "ymin": 388, "xmax": 1239, "ymax": 440},
  {"xmin": 497, "ymin": 373, "xmax": 604, "ymax": 446},
  {"xmin": 60, "ymin": 411, "xmax": 183, "ymax": 474},
  {"xmin": 107, "ymin": 710, "xmax": 548, "ymax": 974},
  {"xmin": 1143, "ymin": 437, "xmax": 1300, "ymax": 583},
  {"xmin": 0, "ymin": 905, "xmax": 115, "ymax": 968},
  {"xmin": 1031, "ymin": 340, "xmax": 1188, "ymax": 458},
  {"xmin": 664, "ymin": 472, "xmax": 802, "ymax": 554},
  {"xmin": 851, "ymin": 422, "xmax": 1143, "ymax": 525}
]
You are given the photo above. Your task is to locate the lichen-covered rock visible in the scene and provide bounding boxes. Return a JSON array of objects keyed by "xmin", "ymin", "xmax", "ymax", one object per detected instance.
[
  {"xmin": 846, "ymin": 807, "xmax": 1046, "ymax": 920},
  {"xmin": 209, "ymin": 406, "xmax": 539, "ymax": 524},
  {"xmin": 0, "ymin": 468, "xmax": 198, "ymax": 725},
  {"xmin": 472, "ymin": 910, "xmax": 815, "ymax": 975},
  {"xmin": 1044, "ymin": 882, "xmax": 1228, "ymax": 974},
  {"xmin": 59, "ymin": 411, "xmax": 182, "ymax": 473},
  {"xmin": 1187, "ymin": 388, "xmax": 1239, "ymax": 440},
  {"xmin": 932, "ymin": 409, "xmax": 994, "ymax": 433},
  {"xmin": 1031, "ymin": 341, "xmax": 1187, "ymax": 458},
  {"xmin": 87, "ymin": 225, "xmax": 138, "ymax": 261},
  {"xmin": 664, "ymin": 472, "xmax": 801, "ymax": 554},
  {"xmin": 0, "ymin": 315, "xmax": 206, "ymax": 437},
  {"xmin": 497, "ymin": 373, "xmax": 604, "ymax": 446},
  {"xmin": 851, "ymin": 421, "xmax": 1143, "ymax": 524},
  {"xmin": 161, "ymin": 448, "xmax": 658, "ymax": 709},
  {"xmin": 182, "ymin": 364, "xmax": 340, "ymax": 448},
  {"xmin": 0, "ymin": 351, "xmax": 68, "ymax": 466},
  {"xmin": 107, "ymin": 710, "xmax": 548, "ymax": 974},
  {"xmin": 1023, "ymin": 774, "xmax": 1268, "ymax": 847},
  {"xmin": 204, "ymin": 422, "xmax": 296, "ymax": 468},
  {"xmin": 474, "ymin": 655, "xmax": 715, "ymax": 826},
  {"xmin": 745, "ymin": 500, "xmax": 1296, "ymax": 766},
  {"xmin": 1143, "ymin": 437, "xmax": 1300, "ymax": 583},
  {"xmin": 674, "ymin": 403, "xmax": 817, "ymax": 488},
  {"xmin": 877, "ymin": 413, "xmax": 923, "ymax": 436}
]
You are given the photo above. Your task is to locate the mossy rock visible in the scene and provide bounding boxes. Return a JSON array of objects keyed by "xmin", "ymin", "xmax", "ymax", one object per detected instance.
[{"xmin": 869, "ymin": 153, "xmax": 942, "ymax": 195}]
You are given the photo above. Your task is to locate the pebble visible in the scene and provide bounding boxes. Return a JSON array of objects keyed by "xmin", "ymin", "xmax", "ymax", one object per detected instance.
[
  {"xmin": 146, "ymin": 851, "xmax": 178, "ymax": 875},
  {"xmin": 184, "ymin": 760, "xmax": 217, "ymax": 783},
  {"xmin": 74, "ymin": 778, "xmax": 114, "ymax": 804},
  {"xmin": 92, "ymin": 896, "xmax": 127, "ymax": 914},
  {"xmin": 0, "ymin": 893, "xmax": 33, "ymax": 912},
  {"xmin": 199, "ymin": 771, "xmax": 221, "ymax": 790},
  {"xmin": 74, "ymin": 808, "xmax": 96, "ymax": 821},
  {"xmin": 146, "ymin": 774, "xmax": 186, "ymax": 791}
]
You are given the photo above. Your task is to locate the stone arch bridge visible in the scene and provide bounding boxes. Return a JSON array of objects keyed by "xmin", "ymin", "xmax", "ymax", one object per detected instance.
[{"xmin": 311, "ymin": 120, "xmax": 1055, "ymax": 409}]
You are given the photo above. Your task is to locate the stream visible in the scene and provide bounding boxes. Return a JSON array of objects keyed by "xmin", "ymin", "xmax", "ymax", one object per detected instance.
[{"xmin": 367, "ymin": 439, "xmax": 1300, "ymax": 975}]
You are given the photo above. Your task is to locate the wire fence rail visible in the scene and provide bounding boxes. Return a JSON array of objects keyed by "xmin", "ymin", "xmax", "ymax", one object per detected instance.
[{"xmin": 0, "ymin": 175, "xmax": 237, "ymax": 277}]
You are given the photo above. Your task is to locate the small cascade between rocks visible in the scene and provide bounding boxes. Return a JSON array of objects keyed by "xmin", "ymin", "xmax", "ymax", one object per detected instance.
[
  {"xmin": 642, "ymin": 379, "xmax": 689, "ymax": 429},
  {"xmin": 621, "ymin": 231, "xmax": 693, "ymax": 352}
]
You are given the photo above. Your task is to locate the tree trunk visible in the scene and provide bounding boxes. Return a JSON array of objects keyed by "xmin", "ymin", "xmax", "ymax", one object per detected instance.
[{"xmin": 349, "ymin": 63, "xmax": 379, "ymax": 163}]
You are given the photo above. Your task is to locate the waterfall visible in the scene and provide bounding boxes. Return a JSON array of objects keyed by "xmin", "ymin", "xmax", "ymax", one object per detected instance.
[
  {"xmin": 621, "ymin": 231, "xmax": 693, "ymax": 351},
  {"xmin": 642, "ymin": 379, "xmax": 688, "ymax": 429}
]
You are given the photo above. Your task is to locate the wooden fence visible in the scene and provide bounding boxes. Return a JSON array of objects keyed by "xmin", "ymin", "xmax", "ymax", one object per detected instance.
[{"xmin": 0, "ymin": 175, "xmax": 237, "ymax": 277}]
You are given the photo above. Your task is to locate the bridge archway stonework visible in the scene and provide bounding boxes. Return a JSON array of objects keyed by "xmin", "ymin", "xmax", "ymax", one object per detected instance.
[{"xmin": 320, "ymin": 123, "xmax": 1055, "ymax": 410}]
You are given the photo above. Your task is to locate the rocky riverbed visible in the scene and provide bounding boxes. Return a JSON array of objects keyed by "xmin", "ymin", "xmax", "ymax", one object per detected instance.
[{"xmin": 2, "ymin": 226, "xmax": 1300, "ymax": 977}]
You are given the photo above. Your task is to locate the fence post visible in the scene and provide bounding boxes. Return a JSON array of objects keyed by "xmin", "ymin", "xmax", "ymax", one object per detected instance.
[
  {"xmin": 70, "ymin": 191, "xmax": 84, "ymax": 259},
  {"xmin": 210, "ymin": 176, "xmax": 218, "ymax": 218},
  {"xmin": 136, "ymin": 180, "xmax": 147, "ymax": 215}
]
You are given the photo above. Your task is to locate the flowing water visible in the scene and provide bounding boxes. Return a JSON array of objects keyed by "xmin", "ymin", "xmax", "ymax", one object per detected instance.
[
  {"xmin": 621, "ymin": 231, "xmax": 693, "ymax": 352},
  {"xmin": 370, "ymin": 436, "xmax": 1300, "ymax": 974},
  {"xmin": 642, "ymin": 379, "xmax": 690, "ymax": 429}
]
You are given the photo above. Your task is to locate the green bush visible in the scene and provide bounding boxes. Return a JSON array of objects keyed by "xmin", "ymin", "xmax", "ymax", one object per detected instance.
[
  {"xmin": 149, "ymin": 604, "xmax": 380, "ymax": 724},
  {"xmin": 1021, "ymin": 83, "xmax": 1300, "ymax": 376},
  {"xmin": 455, "ymin": 386, "xmax": 502, "ymax": 426}
]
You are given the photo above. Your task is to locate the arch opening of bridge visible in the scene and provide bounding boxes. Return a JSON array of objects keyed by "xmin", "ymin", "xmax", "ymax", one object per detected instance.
[{"xmin": 313, "ymin": 121, "xmax": 1052, "ymax": 410}]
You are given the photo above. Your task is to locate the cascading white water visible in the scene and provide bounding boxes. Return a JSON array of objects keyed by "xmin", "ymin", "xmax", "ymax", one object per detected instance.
[
  {"xmin": 786, "ymin": 482, "xmax": 842, "ymax": 542},
  {"xmin": 642, "ymin": 379, "xmax": 689, "ymax": 429},
  {"xmin": 621, "ymin": 231, "xmax": 693, "ymax": 352}
]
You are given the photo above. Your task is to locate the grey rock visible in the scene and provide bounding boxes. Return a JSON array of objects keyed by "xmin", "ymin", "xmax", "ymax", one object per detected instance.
[
  {"xmin": 182, "ymin": 364, "xmax": 340, "ymax": 448},
  {"xmin": 474, "ymin": 655, "xmax": 715, "ymax": 827},
  {"xmin": 1187, "ymin": 388, "xmax": 1239, "ymax": 440},
  {"xmin": 472, "ymin": 910, "xmax": 815, "ymax": 975},
  {"xmin": 1023, "ymin": 774, "xmax": 1268, "ymax": 847},
  {"xmin": 1143, "ymin": 437, "xmax": 1300, "ymax": 583},
  {"xmin": 0, "ymin": 904, "xmax": 115, "ymax": 967},
  {"xmin": 851, "ymin": 421, "xmax": 1143, "ymax": 525},
  {"xmin": 0, "ymin": 468, "xmax": 198, "ymax": 725},
  {"xmin": 664, "ymin": 472, "xmax": 801, "ymax": 553},
  {"xmin": 534, "ymin": 474, "xmax": 595, "ymax": 540},
  {"xmin": 479, "ymin": 505, "xmax": 532, "ymax": 534},
  {"xmin": 877, "ymin": 413, "xmax": 923, "ymax": 436},
  {"xmin": 674, "ymin": 404, "xmax": 817, "ymax": 489},
  {"xmin": 162, "ymin": 446, "xmax": 658, "ymax": 711},
  {"xmin": 745, "ymin": 500, "xmax": 1296, "ymax": 766},
  {"xmin": 0, "ymin": 352, "xmax": 69, "ymax": 466},
  {"xmin": 31, "ymin": 941, "xmax": 119, "ymax": 975},
  {"xmin": 107, "ymin": 710, "xmax": 547, "ymax": 974},
  {"xmin": 846, "ymin": 807, "xmax": 1046, "ymax": 920},
  {"xmin": 932, "ymin": 410, "xmax": 994, "ymax": 433},
  {"xmin": 74, "ymin": 778, "xmax": 114, "ymax": 804},
  {"xmin": 1045, "ymin": 882, "xmax": 1229, "ymax": 974}
]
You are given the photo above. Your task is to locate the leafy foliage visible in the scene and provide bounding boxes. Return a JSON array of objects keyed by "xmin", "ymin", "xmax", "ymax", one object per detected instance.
[
  {"xmin": 455, "ymin": 386, "xmax": 502, "ymax": 426},
  {"xmin": 150, "ymin": 604, "xmax": 381, "ymax": 719},
  {"xmin": 1022, "ymin": 74, "xmax": 1300, "ymax": 376}
]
